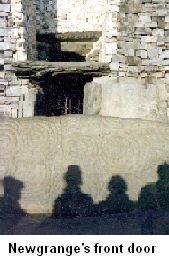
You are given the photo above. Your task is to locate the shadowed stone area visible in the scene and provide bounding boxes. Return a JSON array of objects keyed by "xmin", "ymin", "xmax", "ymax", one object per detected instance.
[{"xmin": 1, "ymin": 208, "xmax": 169, "ymax": 235}]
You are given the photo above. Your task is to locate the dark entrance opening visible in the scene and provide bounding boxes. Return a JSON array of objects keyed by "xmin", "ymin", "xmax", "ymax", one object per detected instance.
[{"xmin": 35, "ymin": 73, "xmax": 93, "ymax": 116}]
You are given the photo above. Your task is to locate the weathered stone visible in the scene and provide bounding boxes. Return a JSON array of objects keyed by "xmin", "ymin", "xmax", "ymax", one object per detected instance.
[
  {"xmin": 13, "ymin": 61, "xmax": 110, "ymax": 78},
  {"xmin": 1, "ymin": 115, "xmax": 169, "ymax": 213},
  {"xmin": 84, "ymin": 77, "xmax": 168, "ymax": 122},
  {"xmin": 1, "ymin": 0, "xmax": 169, "ymax": 119},
  {"xmin": 0, "ymin": 4, "xmax": 10, "ymax": 13}
]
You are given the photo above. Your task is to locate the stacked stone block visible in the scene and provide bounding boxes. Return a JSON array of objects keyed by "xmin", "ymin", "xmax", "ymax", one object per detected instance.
[
  {"xmin": 1, "ymin": 0, "xmax": 108, "ymax": 118},
  {"xmin": 36, "ymin": 0, "xmax": 107, "ymax": 34},
  {"xmin": 99, "ymin": 0, "xmax": 120, "ymax": 63},
  {"xmin": 1, "ymin": 0, "xmax": 169, "ymax": 119},
  {"xmin": 36, "ymin": 0, "xmax": 56, "ymax": 34},
  {"xmin": 98, "ymin": 0, "xmax": 169, "ymax": 117},
  {"xmin": 116, "ymin": 0, "xmax": 169, "ymax": 83},
  {"xmin": 0, "ymin": 0, "xmax": 37, "ymax": 117},
  {"xmin": 0, "ymin": 0, "xmax": 13, "ymax": 116},
  {"xmin": 36, "ymin": 0, "xmax": 107, "ymax": 62},
  {"xmin": 11, "ymin": 0, "xmax": 36, "ymax": 61},
  {"xmin": 101, "ymin": 0, "xmax": 169, "ymax": 83}
]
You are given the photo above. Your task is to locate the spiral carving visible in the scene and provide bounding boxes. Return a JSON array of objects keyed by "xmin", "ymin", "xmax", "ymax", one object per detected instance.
[{"xmin": 1, "ymin": 116, "xmax": 169, "ymax": 213}]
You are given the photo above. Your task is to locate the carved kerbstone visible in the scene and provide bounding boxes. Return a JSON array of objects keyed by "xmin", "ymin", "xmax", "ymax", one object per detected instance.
[{"xmin": 0, "ymin": 115, "xmax": 169, "ymax": 213}]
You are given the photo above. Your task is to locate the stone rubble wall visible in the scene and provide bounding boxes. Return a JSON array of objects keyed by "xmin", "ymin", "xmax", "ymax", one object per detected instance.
[
  {"xmin": 99, "ymin": 0, "xmax": 119, "ymax": 63},
  {"xmin": 117, "ymin": 0, "xmax": 169, "ymax": 84},
  {"xmin": 11, "ymin": 0, "xmax": 36, "ymax": 62},
  {"xmin": 0, "ymin": 0, "xmax": 37, "ymax": 118},
  {"xmin": 97, "ymin": 0, "xmax": 169, "ymax": 118},
  {"xmin": 101, "ymin": 0, "xmax": 169, "ymax": 84},
  {"xmin": 1, "ymin": 0, "xmax": 108, "ymax": 118},
  {"xmin": 36, "ymin": 0, "xmax": 107, "ymax": 34},
  {"xmin": 0, "ymin": 0, "xmax": 12, "ymax": 117},
  {"xmin": 1, "ymin": 0, "xmax": 169, "ymax": 119}
]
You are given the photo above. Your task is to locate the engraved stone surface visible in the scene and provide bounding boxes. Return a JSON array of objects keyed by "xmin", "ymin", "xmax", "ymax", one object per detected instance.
[{"xmin": 1, "ymin": 115, "xmax": 169, "ymax": 213}]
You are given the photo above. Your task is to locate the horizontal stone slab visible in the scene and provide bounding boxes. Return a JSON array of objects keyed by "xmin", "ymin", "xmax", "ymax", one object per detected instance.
[
  {"xmin": 37, "ymin": 31, "xmax": 102, "ymax": 42},
  {"xmin": 12, "ymin": 61, "xmax": 110, "ymax": 78},
  {"xmin": 0, "ymin": 4, "xmax": 10, "ymax": 13}
]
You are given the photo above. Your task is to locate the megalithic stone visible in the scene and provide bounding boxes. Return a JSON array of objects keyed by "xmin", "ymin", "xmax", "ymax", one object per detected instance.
[{"xmin": 0, "ymin": 115, "xmax": 169, "ymax": 214}]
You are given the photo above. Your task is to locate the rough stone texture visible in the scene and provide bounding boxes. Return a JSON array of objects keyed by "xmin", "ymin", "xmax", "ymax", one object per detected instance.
[
  {"xmin": 1, "ymin": 115, "xmax": 169, "ymax": 213},
  {"xmin": 84, "ymin": 76, "xmax": 168, "ymax": 121},
  {"xmin": 101, "ymin": 0, "xmax": 169, "ymax": 86},
  {"xmin": 13, "ymin": 61, "xmax": 109, "ymax": 78},
  {"xmin": 11, "ymin": 0, "xmax": 36, "ymax": 62},
  {"xmin": 1, "ymin": 0, "xmax": 169, "ymax": 119},
  {"xmin": 0, "ymin": 0, "xmax": 37, "ymax": 118},
  {"xmin": 90, "ymin": 0, "xmax": 169, "ymax": 119},
  {"xmin": 1, "ymin": 0, "xmax": 107, "ymax": 118},
  {"xmin": 36, "ymin": 0, "xmax": 107, "ymax": 34},
  {"xmin": 36, "ymin": 0, "xmax": 106, "ymax": 62}
]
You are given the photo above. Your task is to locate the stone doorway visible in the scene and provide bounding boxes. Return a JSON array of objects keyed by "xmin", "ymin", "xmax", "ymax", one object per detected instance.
[{"xmin": 35, "ymin": 73, "xmax": 93, "ymax": 116}]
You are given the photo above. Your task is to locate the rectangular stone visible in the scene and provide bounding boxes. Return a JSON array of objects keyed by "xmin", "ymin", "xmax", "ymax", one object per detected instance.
[
  {"xmin": 0, "ymin": 4, "xmax": 10, "ymax": 13},
  {"xmin": 5, "ymin": 86, "xmax": 22, "ymax": 97}
]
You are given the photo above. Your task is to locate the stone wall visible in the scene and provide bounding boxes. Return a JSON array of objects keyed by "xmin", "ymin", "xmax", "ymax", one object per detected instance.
[
  {"xmin": 11, "ymin": 0, "xmax": 36, "ymax": 62},
  {"xmin": 101, "ymin": 0, "xmax": 169, "ymax": 84},
  {"xmin": 0, "ymin": 1, "xmax": 11, "ymax": 116},
  {"xmin": 117, "ymin": 0, "xmax": 169, "ymax": 84},
  {"xmin": 1, "ymin": 115, "xmax": 169, "ymax": 213},
  {"xmin": 0, "ymin": 0, "xmax": 37, "ymax": 118},
  {"xmin": 36, "ymin": 0, "xmax": 107, "ymax": 61},
  {"xmin": 36, "ymin": 0, "xmax": 107, "ymax": 34},
  {"xmin": 2, "ymin": 0, "xmax": 169, "ymax": 119},
  {"xmin": 0, "ymin": 0, "xmax": 108, "ymax": 118},
  {"xmin": 93, "ymin": 0, "xmax": 169, "ymax": 119}
]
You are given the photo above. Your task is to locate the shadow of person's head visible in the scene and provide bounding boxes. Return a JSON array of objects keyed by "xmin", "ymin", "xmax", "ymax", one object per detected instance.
[
  {"xmin": 64, "ymin": 165, "xmax": 82, "ymax": 188},
  {"xmin": 156, "ymin": 162, "xmax": 169, "ymax": 194},
  {"xmin": 52, "ymin": 165, "xmax": 93, "ymax": 218},
  {"xmin": 0, "ymin": 176, "xmax": 26, "ymax": 216},
  {"xmin": 157, "ymin": 162, "xmax": 169, "ymax": 182},
  {"xmin": 4, "ymin": 176, "xmax": 24, "ymax": 202},
  {"xmin": 108, "ymin": 175, "xmax": 127, "ymax": 195}
]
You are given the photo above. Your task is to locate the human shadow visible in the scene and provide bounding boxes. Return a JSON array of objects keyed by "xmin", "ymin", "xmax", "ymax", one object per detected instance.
[
  {"xmin": 0, "ymin": 176, "xmax": 26, "ymax": 216},
  {"xmin": 156, "ymin": 162, "xmax": 169, "ymax": 207},
  {"xmin": 97, "ymin": 175, "xmax": 135, "ymax": 215},
  {"xmin": 0, "ymin": 176, "xmax": 26, "ymax": 234},
  {"xmin": 52, "ymin": 165, "xmax": 94, "ymax": 218},
  {"xmin": 52, "ymin": 169, "xmax": 136, "ymax": 219},
  {"xmin": 138, "ymin": 162, "xmax": 169, "ymax": 210},
  {"xmin": 138, "ymin": 162, "xmax": 169, "ymax": 234}
]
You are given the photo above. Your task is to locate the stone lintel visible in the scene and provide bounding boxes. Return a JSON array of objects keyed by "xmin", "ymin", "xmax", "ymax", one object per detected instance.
[
  {"xmin": 37, "ymin": 31, "xmax": 102, "ymax": 43},
  {"xmin": 12, "ymin": 61, "xmax": 110, "ymax": 78}
]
